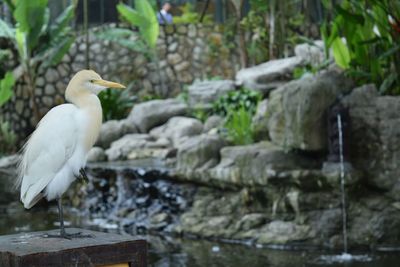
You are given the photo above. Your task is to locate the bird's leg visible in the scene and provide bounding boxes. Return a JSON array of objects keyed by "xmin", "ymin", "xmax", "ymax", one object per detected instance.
[
  {"xmin": 77, "ymin": 168, "xmax": 89, "ymax": 183},
  {"xmin": 44, "ymin": 197, "xmax": 93, "ymax": 239},
  {"xmin": 57, "ymin": 197, "xmax": 66, "ymax": 237}
]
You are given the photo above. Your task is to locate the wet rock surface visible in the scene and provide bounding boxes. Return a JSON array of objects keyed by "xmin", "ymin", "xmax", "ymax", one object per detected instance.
[
  {"xmin": 63, "ymin": 157, "xmax": 400, "ymax": 250},
  {"xmin": 341, "ymin": 84, "xmax": 400, "ymax": 200},
  {"xmin": 266, "ymin": 69, "xmax": 353, "ymax": 151}
]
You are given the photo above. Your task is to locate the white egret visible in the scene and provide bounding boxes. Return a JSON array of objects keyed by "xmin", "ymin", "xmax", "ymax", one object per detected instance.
[{"xmin": 16, "ymin": 70, "xmax": 125, "ymax": 238}]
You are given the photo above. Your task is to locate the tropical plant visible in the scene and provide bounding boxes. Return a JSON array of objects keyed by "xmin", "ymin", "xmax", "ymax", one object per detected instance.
[
  {"xmin": 98, "ymin": 89, "xmax": 136, "ymax": 121},
  {"xmin": 0, "ymin": 72, "xmax": 16, "ymax": 155},
  {"xmin": 0, "ymin": 72, "xmax": 14, "ymax": 107},
  {"xmin": 322, "ymin": 0, "xmax": 400, "ymax": 94},
  {"xmin": 96, "ymin": 0, "xmax": 159, "ymax": 56},
  {"xmin": 0, "ymin": 0, "xmax": 77, "ymax": 122},
  {"xmin": 224, "ymin": 106, "xmax": 254, "ymax": 145},
  {"xmin": 116, "ymin": 1, "xmax": 159, "ymax": 50},
  {"xmin": 173, "ymin": 3, "xmax": 212, "ymax": 24},
  {"xmin": 213, "ymin": 88, "xmax": 261, "ymax": 117}
]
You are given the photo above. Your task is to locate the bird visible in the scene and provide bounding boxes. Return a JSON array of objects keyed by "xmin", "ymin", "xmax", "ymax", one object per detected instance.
[{"xmin": 16, "ymin": 70, "xmax": 125, "ymax": 238}]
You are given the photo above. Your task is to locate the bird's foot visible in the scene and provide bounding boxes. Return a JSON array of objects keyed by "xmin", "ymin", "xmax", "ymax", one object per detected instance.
[
  {"xmin": 76, "ymin": 168, "xmax": 89, "ymax": 184},
  {"xmin": 43, "ymin": 232, "xmax": 93, "ymax": 240}
]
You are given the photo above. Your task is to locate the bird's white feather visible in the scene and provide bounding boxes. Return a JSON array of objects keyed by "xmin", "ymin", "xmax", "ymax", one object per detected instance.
[{"xmin": 18, "ymin": 104, "xmax": 88, "ymax": 209}]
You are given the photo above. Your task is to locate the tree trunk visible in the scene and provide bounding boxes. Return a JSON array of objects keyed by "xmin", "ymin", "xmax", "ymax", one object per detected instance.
[{"xmin": 269, "ymin": 0, "xmax": 277, "ymax": 59}]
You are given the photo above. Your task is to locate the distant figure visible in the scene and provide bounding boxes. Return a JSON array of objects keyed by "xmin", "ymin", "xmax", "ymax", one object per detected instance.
[{"xmin": 157, "ymin": 2, "xmax": 173, "ymax": 24}]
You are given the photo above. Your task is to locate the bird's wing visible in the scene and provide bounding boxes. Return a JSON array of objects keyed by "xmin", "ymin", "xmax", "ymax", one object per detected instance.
[{"xmin": 18, "ymin": 104, "xmax": 82, "ymax": 208}]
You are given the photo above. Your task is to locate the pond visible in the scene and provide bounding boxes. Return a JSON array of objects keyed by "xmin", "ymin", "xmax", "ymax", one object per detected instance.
[{"xmin": 1, "ymin": 164, "xmax": 400, "ymax": 267}]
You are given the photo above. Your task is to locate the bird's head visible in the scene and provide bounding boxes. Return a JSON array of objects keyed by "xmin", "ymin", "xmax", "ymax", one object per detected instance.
[{"xmin": 66, "ymin": 70, "xmax": 125, "ymax": 101}]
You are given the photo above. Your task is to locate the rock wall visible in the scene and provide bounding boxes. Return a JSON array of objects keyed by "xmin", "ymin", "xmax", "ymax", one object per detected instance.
[{"xmin": 2, "ymin": 24, "xmax": 240, "ymax": 142}]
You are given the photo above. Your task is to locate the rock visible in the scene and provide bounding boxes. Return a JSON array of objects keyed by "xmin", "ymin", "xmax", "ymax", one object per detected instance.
[
  {"xmin": 87, "ymin": 147, "xmax": 106, "ymax": 162},
  {"xmin": 341, "ymin": 84, "xmax": 400, "ymax": 199},
  {"xmin": 203, "ymin": 115, "xmax": 224, "ymax": 133},
  {"xmin": 234, "ymin": 213, "xmax": 268, "ymax": 232},
  {"xmin": 176, "ymin": 134, "xmax": 226, "ymax": 179},
  {"xmin": 257, "ymin": 221, "xmax": 313, "ymax": 244},
  {"xmin": 321, "ymin": 161, "xmax": 360, "ymax": 187},
  {"xmin": 168, "ymin": 42, "xmax": 178, "ymax": 52},
  {"xmin": 174, "ymin": 61, "xmax": 190, "ymax": 72},
  {"xmin": 128, "ymin": 99, "xmax": 188, "ymax": 133},
  {"xmin": 167, "ymin": 53, "xmax": 182, "ymax": 65},
  {"xmin": 97, "ymin": 119, "xmax": 138, "ymax": 148},
  {"xmin": 149, "ymin": 117, "xmax": 203, "ymax": 147},
  {"xmin": 235, "ymin": 57, "xmax": 303, "ymax": 94},
  {"xmin": 252, "ymin": 99, "xmax": 269, "ymax": 141},
  {"xmin": 105, "ymin": 134, "xmax": 170, "ymax": 161},
  {"xmin": 44, "ymin": 69, "xmax": 59, "ymax": 83},
  {"xmin": 188, "ymin": 80, "xmax": 235, "ymax": 108},
  {"xmin": 207, "ymin": 142, "xmax": 320, "ymax": 187},
  {"xmin": 294, "ymin": 41, "xmax": 325, "ymax": 67},
  {"xmin": 265, "ymin": 69, "xmax": 353, "ymax": 151},
  {"xmin": 105, "ymin": 134, "xmax": 150, "ymax": 160}
]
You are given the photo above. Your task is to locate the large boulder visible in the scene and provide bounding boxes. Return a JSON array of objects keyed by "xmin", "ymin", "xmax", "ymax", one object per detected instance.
[
  {"xmin": 207, "ymin": 142, "xmax": 321, "ymax": 187},
  {"xmin": 128, "ymin": 99, "xmax": 188, "ymax": 133},
  {"xmin": 175, "ymin": 134, "xmax": 226, "ymax": 179},
  {"xmin": 105, "ymin": 134, "xmax": 171, "ymax": 161},
  {"xmin": 235, "ymin": 57, "xmax": 303, "ymax": 95},
  {"xmin": 265, "ymin": 69, "xmax": 353, "ymax": 151},
  {"xmin": 294, "ymin": 41, "xmax": 326, "ymax": 67},
  {"xmin": 341, "ymin": 84, "xmax": 400, "ymax": 199},
  {"xmin": 188, "ymin": 80, "xmax": 235, "ymax": 108},
  {"xmin": 96, "ymin": 119, "xmax": 138, "ymax": 148},
  {"xmin": 149, "ymin": 116, "xmax": 203, "ymax": 147}
]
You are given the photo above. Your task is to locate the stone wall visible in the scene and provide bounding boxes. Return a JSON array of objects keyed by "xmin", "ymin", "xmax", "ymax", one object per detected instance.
[{"xmin": 2, "ymin": 24, "xmax": 240, "ymax": 142}]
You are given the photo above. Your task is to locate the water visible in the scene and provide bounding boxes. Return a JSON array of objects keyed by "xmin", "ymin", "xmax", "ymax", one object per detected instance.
[
  {"xmin": 1, "ymin": 200, "xmax": 400, "ymax": 266},
  {"xmin": 337, "ymin": 114, "xmax": 348, "ymax": 254}
]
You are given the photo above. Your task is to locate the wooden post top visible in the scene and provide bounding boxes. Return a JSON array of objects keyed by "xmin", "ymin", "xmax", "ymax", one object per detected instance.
[{"xmin": 0, "ymin": 228, "xmax": 147, "ymax": 267}]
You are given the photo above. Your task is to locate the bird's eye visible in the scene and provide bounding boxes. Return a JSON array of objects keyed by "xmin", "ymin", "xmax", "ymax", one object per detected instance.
[{"xmin": 90, "ymin": 80, "xmax": 94, "ymax": 83}]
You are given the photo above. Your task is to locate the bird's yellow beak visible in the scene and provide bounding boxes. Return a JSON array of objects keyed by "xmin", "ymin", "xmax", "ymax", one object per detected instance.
[{"xmin": 92, "ymin": 79, "xmax": 126, "ymax": 89}]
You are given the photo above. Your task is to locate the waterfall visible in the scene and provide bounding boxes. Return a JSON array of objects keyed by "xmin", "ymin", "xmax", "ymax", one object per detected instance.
[{"xmin": 337, "ymin": 114, "xmax": 348, "ymax": 254}]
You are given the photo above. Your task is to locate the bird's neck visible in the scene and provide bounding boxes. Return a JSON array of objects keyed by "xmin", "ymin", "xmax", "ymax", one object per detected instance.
[{"xmin": 70, "ymin": 92, "xmax": 103, "ymax": 152}]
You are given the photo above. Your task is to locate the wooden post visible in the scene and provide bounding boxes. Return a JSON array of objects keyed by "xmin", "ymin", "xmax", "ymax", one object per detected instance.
[{"xmin": 0, "ymin": 228, "xmax": 147, "ymax": 267}]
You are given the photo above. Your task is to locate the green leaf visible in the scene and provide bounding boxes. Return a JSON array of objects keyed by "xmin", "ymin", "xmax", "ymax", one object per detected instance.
[
  {"xmin": 0, "ymin": 18, "xmax": 15, "ymax": 39},
  {"xmin": 49, "ymin": 4, "xmax": 76, "ymax": 41},
  {"xmin": 95, "ymin": 28, "xmax": 149, "ymax": 53},
  {"xmin": 331, "ymin": 37, "xmax": 351, "ymax": 69},
  {"xmin": 335, "ymin": 5, "xmax": 365, "ymax": 25},
  {"xmin": 379, "ymin": 73, "xmax": 397, "ymax": 94},
  {"xmin": 44, "ymin": 35, "xmax": 75, "ymax": 67},
  {"xmin": 135, "ymin": 0, "xmax": 159, "ymax": 48},
  {"xmin": 117, "ymin": 1, "xmax": 159, "ymax": 49},
  {"xmin": 15, "ymin": 28, "xmax": 27, "ymax": 62},
  {"xmin": 378, "ymin": 44, "xmax": 400, "ymax": 59},
  {"xmin": 0, "ymin": 72, "xmax": 15, "ymax": 107},
  {"xmin": 13, "ymin": 0, "xmax": 48, "ymax": 51},
  {"xmin": 117, "ymin": 3, "xmax": 145, "ymax": 27}
]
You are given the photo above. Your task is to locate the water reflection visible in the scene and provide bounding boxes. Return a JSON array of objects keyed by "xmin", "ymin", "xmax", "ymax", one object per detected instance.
[{"xmin": 1, "ymin": 201, "xmax": 400, "ymax": 267}]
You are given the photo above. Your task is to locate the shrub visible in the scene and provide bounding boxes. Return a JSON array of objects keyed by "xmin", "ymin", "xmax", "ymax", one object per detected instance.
[
  {"xmin": 98, "ymin": 89, "xmax": 136, "ymax": 121},
  {"xmin": 213, "ymin": 88, "xmax": 261, "ymax": 116},
  {"xmin": 224, "ymin": 106, "xmax": 254, "ymax": 145},
  {"xmin": 322, "ymin": 0, "xmax": 400, "ymax": 94}
]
